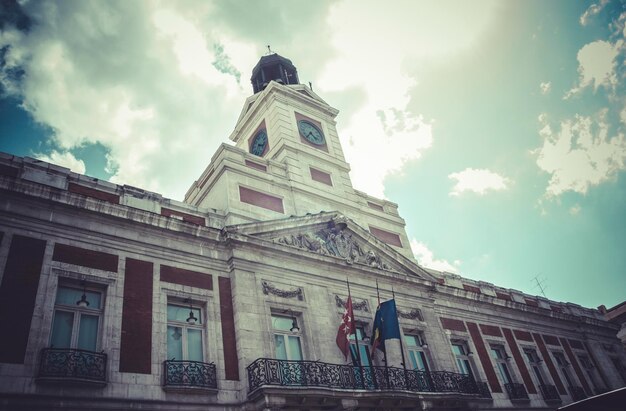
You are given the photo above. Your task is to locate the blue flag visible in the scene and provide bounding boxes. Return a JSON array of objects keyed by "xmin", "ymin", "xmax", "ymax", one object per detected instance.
[{"xmin": 371, "ymin": 299, "xmax": 401, "ymax": 354}]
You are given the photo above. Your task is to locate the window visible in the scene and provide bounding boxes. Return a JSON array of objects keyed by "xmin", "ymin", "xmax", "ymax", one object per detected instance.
[
  {"xmin": 349, "ymin": 327, "xmax": 371, "ymax": 366},
  {"xmin": 167, "ymin": 303, "xmax": 204, "ymax": 361},
  {"xmin": 405, "ymin": 334, "xmax": 430, "ymax": 372},
  {"xmin": 50, "ymin": 284, "xmax": 103, "ymax": 351},
  {"xmin": 452, "ymin": 341, "xmax": 475, "ymax": 379},
  {"xmin": 272, "ymin": 314, "xmax": 302, "ymax": 361},
  {"xmin": 524, "ymin": 348, "xmax": 547, "ymax": 386},
  {"xmin": 578, "ymin": 354, "xmax": 601, "ymax": 392},
  {"xmin": 553, "ymin": 352, "xmax": 575, "ymax": 387},
  {"xmin": 490, "ymin": 345, "xmax": 514, "ymax": 385}
]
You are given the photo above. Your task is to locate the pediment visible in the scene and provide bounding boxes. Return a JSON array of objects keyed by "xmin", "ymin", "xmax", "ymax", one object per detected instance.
[{"xmin": 226, "ymin": 212, "xmax": 436, "ymax": 281}]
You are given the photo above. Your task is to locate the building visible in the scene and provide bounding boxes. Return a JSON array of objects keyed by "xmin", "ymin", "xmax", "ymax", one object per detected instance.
[{"xmin": 0, "ymin": 54, "xmax": 624, "ymax": 411}]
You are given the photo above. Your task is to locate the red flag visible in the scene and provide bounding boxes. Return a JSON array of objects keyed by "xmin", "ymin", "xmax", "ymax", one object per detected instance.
[{"xmin": 336, "ymin": 294, "xmax": 356, "ymax": 360}]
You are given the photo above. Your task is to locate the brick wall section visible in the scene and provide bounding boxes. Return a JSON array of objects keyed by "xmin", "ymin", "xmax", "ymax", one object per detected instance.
[
  {"xmin": 513, "ymin": 329, "xmax": 533, "ymax": 342},
  {"xmin": 0, "ymin": 235, "xmax": 46, "ymax": 363},
  {"xmin": 495, "ymin": 292, "xmax": 512, "ymax": 301},
  {"xmin": 503, "ymin": 327, "xmax": 537, "ymax": 394},
  {"xmin": 309, "ymin": 167, "xmax": 333, "ymax": 186},
  {"xmin": 543, "ymin": 334, "xmax": 560, "ymax": 346},
  {"xmin": 68, "ymin": 182, "xmax": 119, "ymax": 204},
  {"xmin": 467, "ymin": 322, "xmax": 502, "ymax": 393},
  {"xmin": 244, "ymin": 160, "xmax": 267, "ymax": 172},
  {"xmin": 568, "ymin": 339, "xmax": 584, "ymax": 350},
  {"xmin": 0, "ymin": 164, "xmax": 19, "ymax": 178},
  {"xmin": 525, "ymin": 298, "xmax": 539, "ymax": 307},
  {"xmin": 440, "ymin": 317, "xmax": 466, "ymax": 332},
  {"xmin": 160, "ymin": 265, "xmax": 213, "ymax": 290},
  {"xmin": 119, "ymin": 258, "xmax": 153, "ymax": 374},
  {"xmin": 463, "ymin": 284, "xmax": 481, "ymax": 294},
  {"xmin": 479, "ymin": 324, "xmax": 502, "ymax": 337},
  {"xmin": 219, "ymin": 277, "xmax": 239, "ymax": 380},
  {"xmin": 369, "ymin": 227, "xmax": 402, "ymax": 247},
  {"xmin": 533, "ymin": 333, "xmax": 567, "ymax": 395},
  {"xmin": 560, "ymin": 337, "xmax": 592, "ymax": 396},
  {"xmin": 160, "ymin": 208, "xmax": 205, "ymax": 225},
  {"xmin": 239, "ymin": 186, "xmax": 284, "ymax": 213},
  {"xmin": 52, "ymin": 243, "xmax": 118, "ymax": 272}
]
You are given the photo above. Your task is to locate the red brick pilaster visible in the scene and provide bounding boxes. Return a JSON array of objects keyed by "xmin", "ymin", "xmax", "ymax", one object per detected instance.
[
  {"xmin": 560, "ymin": 337, "xmax": 592, "ymax": 396},
  {"xmin": 467, "ymin": 322, "xmax": 502, "ymax": 393},
  {"xmin": 503, "ymin": 327, "xmax": 536, "ymax": 394},
  {"xmin": 219, "ymin": 277, "xmax": 239, "ymax": 380},
  {"xmin": 533, "ymin": 333, "xmax": 566, "ymax": 395}
]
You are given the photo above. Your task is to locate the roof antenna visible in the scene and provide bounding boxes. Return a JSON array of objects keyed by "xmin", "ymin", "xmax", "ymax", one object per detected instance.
[
  {"xmin": 309, "ymin": 81, "xmax": 313, "ymax": 92},
  {"xmin": 532, "ymin": 275, "xmax": 547, "ymax": 298},
  {"xmin": 267, "ymin": 45, "xmax": 273, "ymax": 55}
]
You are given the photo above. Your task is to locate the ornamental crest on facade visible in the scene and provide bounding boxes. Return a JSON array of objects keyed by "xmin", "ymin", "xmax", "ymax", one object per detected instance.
[{"xmin": 272, "ymin": 227, "xmax": 390, "ymax": 270}]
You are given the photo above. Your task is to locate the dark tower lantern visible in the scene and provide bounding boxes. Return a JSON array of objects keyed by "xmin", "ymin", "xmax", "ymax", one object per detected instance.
[{"xmin": 251, "ymin": 53, "xmax": 299, "ymax": 94}]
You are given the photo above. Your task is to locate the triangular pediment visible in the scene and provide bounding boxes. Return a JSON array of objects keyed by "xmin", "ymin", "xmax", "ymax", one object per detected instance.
[{"xmin": 225, "ymin": 212, "xmax": 436, "ymax": 282}]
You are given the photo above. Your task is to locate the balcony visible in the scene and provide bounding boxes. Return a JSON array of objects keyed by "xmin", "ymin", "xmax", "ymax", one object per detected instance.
[
  {"xmin": 476, "ymin": 381, "xmax": 493, "ymax": 399},
  {"xmin": 504, "ymin": 382, "xmax": 529, "ymax": 400},
  {"xmin": 569, "ymin": 385, "xmax": 587, "ymax": 402},
  {"xmin": 247, "ymin": 358, "xmax": 487, "ymax": 395},
  {"xmin": 163, "ymin": 360, "xmax": 217, "ymax": 392},
  {"xmin": 37, "ymin": 348, "xmax": 107, "ymax": 385},
  {"xmin": 539, "ymin": 384, "xmax": 561, "ymax": 402}
]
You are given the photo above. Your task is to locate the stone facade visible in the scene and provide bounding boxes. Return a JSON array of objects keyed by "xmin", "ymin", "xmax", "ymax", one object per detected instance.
[{"xmin": 0, "ymin": 55, "xmax": 625, "ymax": 410}]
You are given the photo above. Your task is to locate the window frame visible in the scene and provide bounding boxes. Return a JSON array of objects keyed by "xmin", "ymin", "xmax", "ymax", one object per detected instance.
[
  {"xmin": 489, "ymin": 344, "xmax": 515, "ymax": 385},
  {"xmin": 49, "ymin": 283, "xmax": 105, "ymax": 352},
  {"xmin": 166, "ymin": 301, "xmax": 206, "ymax": 362},
  {"xmin": 451, "ymin": 340, "xmax": 476, "ymax": 379},
  {"xmin": 405, "ymin": 332, "xmax": 430, "ymax": 372},
  {"xmin": 271, "ymin": 313, "xmax": 303, "ymax": 361}
]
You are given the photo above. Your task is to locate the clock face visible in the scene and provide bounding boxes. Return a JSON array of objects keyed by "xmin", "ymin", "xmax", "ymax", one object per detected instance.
[
  {"xmin": 298, "ymin": 120, "xmax": 325, "ymax": 145},
  {"xmin": 250, "ymin": 130, "xmax": 268, "ymax": 156}
]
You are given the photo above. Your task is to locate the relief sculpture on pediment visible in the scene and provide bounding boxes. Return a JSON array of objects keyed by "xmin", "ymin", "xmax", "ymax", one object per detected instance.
[{"xmin": 274, "ymin": 227, "xmax": 390, "ymax": 270}]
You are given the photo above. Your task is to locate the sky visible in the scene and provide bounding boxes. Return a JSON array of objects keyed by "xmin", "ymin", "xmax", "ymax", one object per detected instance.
[{"xmin": 1, "ymin": 0, "xmax": 625, "ymax": 309}]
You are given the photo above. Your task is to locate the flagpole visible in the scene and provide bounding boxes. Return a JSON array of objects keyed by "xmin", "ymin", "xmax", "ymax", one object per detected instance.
[
  {"xmin": 392, "ymin": 286, "xmax": 409, "ymax": 389},
  {"xmin": 376, "ymin": 280, "xmax": 390, "ymax": 388},
  {"xmin": 347, "ymin": 278, "xmax": 365, "ymax": 388}
]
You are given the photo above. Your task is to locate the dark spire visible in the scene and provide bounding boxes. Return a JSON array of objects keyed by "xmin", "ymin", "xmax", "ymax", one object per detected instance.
[{"xmin": 250, "ymin": 52, "xmax": 299, "ymax": 94}]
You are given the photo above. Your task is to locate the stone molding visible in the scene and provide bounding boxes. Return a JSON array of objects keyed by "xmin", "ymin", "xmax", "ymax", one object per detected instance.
[
  {"xmin": 398, "ymin": 308, "xmax": 424, "ymax": 322},
  {"xmin": 335, "ymin": 295, "xmax": 369, "ymax": 312}
]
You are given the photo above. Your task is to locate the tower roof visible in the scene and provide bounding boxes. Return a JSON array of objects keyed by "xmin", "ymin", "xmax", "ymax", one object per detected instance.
[{"xmin": 250, "ymin": 53, "xmax": 299, "ymax": 94}]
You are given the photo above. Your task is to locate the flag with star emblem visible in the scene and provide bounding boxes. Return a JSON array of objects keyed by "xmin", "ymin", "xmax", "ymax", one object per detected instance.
[
  {"xmin": 336, "ymin": 292, "xmax": 356, "ymax": 360},
  {"xmin": 371, "ymin": 299, "xmax": 401, "ymax": 355}
]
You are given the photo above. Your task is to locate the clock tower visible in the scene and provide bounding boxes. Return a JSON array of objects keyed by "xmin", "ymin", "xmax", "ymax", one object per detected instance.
[{"xmin": 184, "ymin": 53, "xmax": 414, "ymax": 259}]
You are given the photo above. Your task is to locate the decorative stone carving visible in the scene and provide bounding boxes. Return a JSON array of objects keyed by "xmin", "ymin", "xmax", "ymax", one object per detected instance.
[
  {"xmin": 262, "ymin": 281, "xmax": 303, "ymax": 300},
  {"xmin": 398, "ymin": 308, "xmax": 424, "ymax": 321},
  {"xmin": 273, "ymin": 227, "xmax": 390, "ymax": 270},
  {"xmin": 335, "ymin": 295, "xmax": 369, "ymax": 312}
]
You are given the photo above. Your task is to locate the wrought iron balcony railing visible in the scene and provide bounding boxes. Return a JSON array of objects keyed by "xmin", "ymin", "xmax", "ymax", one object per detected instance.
[
  {"xmin": 476, "ymin": 381, "xmax": 493, "ymax": 399},
  {"xmin": 247, "ymin": 358, "xmax": 487, "ymax": 396},
  {"xmin": 504, "ymin": 382, "xmax": 529, "ymax": 400},
  {"xmin": 538, "ymin": 383, "xmax": 561, "ymax": 401},
  {"xmin": 163, "ymin": 360, "xmax": 217, "ymax": 390},
  {"xmin": 38, "ymin": 348, "xmax": 107, "ymax": 384},
  {"xmin": 569, "ymin": 385, "xmax": 587, "ymax": 402}
]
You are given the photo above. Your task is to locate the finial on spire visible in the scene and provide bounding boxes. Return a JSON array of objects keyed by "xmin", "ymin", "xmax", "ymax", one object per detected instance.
[{"xmin": 267, "ymin": 45, "xmax": 272, "ymax": 55}]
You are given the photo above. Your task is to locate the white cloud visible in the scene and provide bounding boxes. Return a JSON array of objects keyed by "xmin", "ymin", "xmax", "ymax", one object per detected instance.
[
  {"xmin": 569, "ymin": 204, "xmax": 582, "ymax": 215},
  {"xmin": 317, "ymin": 0, "xmax": 498, "ymax": 197},
  {"xmin": 535, "ymin": 112, "xmax": 626, "ymax": 197},
  {"xmin": 540, "ymin": 81, "xmax": 551, "ymax": 95},
  {"xmin": 35, "ymin": 151, "xmax": 86, "ymax": 174},
  {"xmin": 579, "ymin": 0, "xmax": 609, "ymax": 26},
  {"xmin": 565, "ymin": 40, "xmax": 621, "ymax": 97},
  {"xmin": 448, "ymin": 168, "xmax": 509, "ymax": 196},
  {"xmin": 410, "ymin": 239, "xmax": 460, "ymax": 273}
]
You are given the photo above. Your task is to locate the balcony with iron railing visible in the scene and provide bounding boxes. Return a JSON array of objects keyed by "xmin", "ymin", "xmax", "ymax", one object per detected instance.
[
  {"xmin": 569, "ymin": 385, "xmax": 587, "ymax": 402},
  {"xmin": 37, "ymin": 348, "xmax": 107, "ymax": 385},
  {"xmin": 163, "ymin": 360, "xmax": 217, "ymax": 393},
  {"xmin": 247, "ymin": 358, "xmax": 490, "ymax": 397},
  {"xmin": 538, "ymin": 383, "xmax": 561, "ymax": 402},
  {"xmin": 504, "ymin": 382, "xmax": 529, "ymax": 401}
]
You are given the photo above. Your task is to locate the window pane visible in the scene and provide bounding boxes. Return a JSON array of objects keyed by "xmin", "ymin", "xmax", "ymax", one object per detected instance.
[
  {"xmin": 418, "ymin": 351, "xmax": 429, "ymax": 371},
  {"xmin": 274, "ymin": 334, "xmax": 288, "ymax": 360},
  {"xmin": 272, "ymin": 315, "xmax": 293, "ymax": 331},
  {"xmin": 168, "ymin": 304, "xmax": 201, "ymax": 324},
  {"xmin": 187, "ymin": 329, "xmax": 203, "ymax": 361},
  {"xmin": 287, "ymin": 336, "xmax": 302, "ymax": 360},
  {"xmin": 405, "ymin": 335, "xmax": 418, "ymax": 346},
  {"xmin": 409, "ymin": 351, "xmax": 419, "ymax": 369},
  {"xmin": 50, "ymin": 310, "xmax": 74, "ymax": 348},
  {"xmin": 452, "ymin": 344, "xmax": 464, "ymax": 356},
  {"xmin": 56, "ymin": 286, "xmax": 101, "ymax": 309},
  {"xmin": 498, "ymin": 363, "xmax": 513, "ymax": 384},
  {"xmin": 359, "ymin": 345, "xmax": 371, "ymax": 366},
  {"xmin": 167, "ymin": 326, "xmax": 183, "ymax": 360},
  {"xmin": 77, "ymin": 314, "xmax": 99, "ymax": 351}
]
